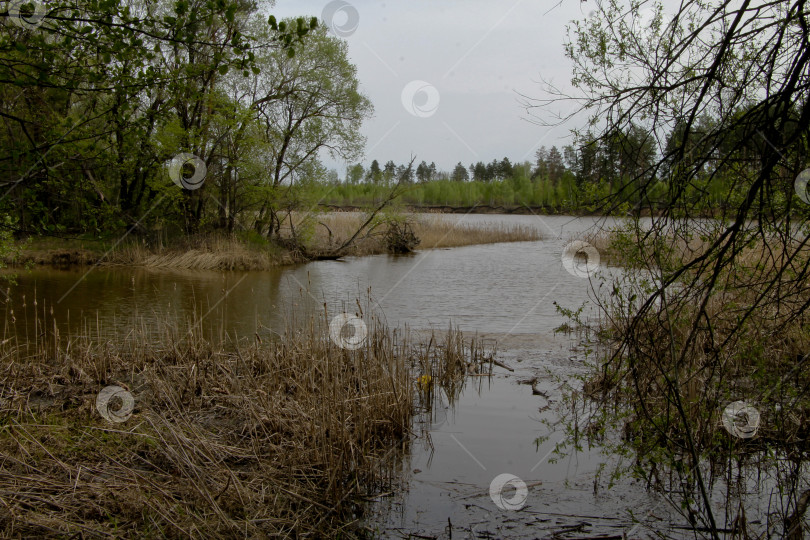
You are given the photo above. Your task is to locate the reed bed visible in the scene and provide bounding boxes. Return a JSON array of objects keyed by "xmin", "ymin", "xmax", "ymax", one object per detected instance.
[
  {"xmin": 412, "ymin": 215, "xmax": 542, "ymax": 249},
  {"xmin": 586, "ymin": 223, "xmax": 810, "ymax": 444},
  {"xmin": 582, "ymin": 225, "xmax": 710, "ymax": 268},
  {"xmin": 11, "ymin": 213, "xmax": 543, "ymax": 270},
  {"xmin": 109, "ymin": 234, "xmax": 294, "ymax": 270},
  {"xmin": 295, "ymin": 212, "xmax": 542, "ymax": 256},
  {"xmin": 10, "ymin": 234, "xmax": 292, "ymax": 270},
  {"xmin": 564, "ymin": 220, "xmax": 810, "ymax": 535},
  {"xmin": 0, "ymin": 306, "xmax": 494, "ymax": 537},
  {"xmin": 582, "ymin": 221, "xmax": 810, "ymax": 271}
]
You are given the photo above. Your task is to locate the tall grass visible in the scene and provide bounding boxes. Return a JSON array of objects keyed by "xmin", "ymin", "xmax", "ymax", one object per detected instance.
[
  {"xmin": 288, "ymin": 212, "xmax": 542, "ymax": 256},
  {"xmin": 413, "ymin": 215, "xmax": 541, "ymax": 249},
  {"xmin": 10, "ymin": 213, "xmax": 543, "ymax": 270},
  {"xmin": 0, "ymin": 304, "xmax": 494, "ymax": 537},
  {"xmin": 566, "ymin": 220, "xmax": 810, "ymax": 537},
  {"xmin": 110, "ymin": 233, "xmax": 294, "ymax": 270}
]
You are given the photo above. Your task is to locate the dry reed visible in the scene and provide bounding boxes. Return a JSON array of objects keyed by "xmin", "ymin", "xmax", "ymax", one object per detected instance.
[
  {"xmin": 585, "ymin": 223, "xmax": 810, "ymax": 451},
  {"xmin": 294, "ymin": 212, "xmax": 542, "ymax": 256},
  {"xmin": 10, "ymin": 213, "xmax": 542, "ymax": 270},
  {"xmin": 0, "ymin": 305, "xmax": 494, "ymax": 537},
  {"xmin": 412, "ymin": 215, "xmax": 542, "ymax": 249}
]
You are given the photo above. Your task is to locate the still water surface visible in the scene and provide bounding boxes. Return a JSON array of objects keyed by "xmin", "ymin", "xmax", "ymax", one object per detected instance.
[
  {"xmin": 3, "ymin": 215, "xmax": 614, "ymax": 340},
  {"xmin": 2, "ymin": 214, "xmax": 684, "ymax": 538}
]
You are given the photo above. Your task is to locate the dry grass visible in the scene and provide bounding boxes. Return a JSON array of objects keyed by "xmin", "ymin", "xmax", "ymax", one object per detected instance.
[
  {"xmin": 584, "ymin": 222, "xmax": 810, "ymax": 451},
  {"xmin": 9, "ymin": 213, "xmax": 542, "ymax": 270},
  {"xmin": 583, "ymin": 222, "xmax": 810, "ymax": 271},
  {"xmin": 412, "ymin": 215, "xmax": 542, "ymax": 249},
  {"xmin": 0, "ymin": 306, "xmax": 494, "ymax": 537},
  {"xmin": 109, "ymin": 234, "xmax": 295, "ymax": 270},
  {"xmin": 580, "ymin": 229, "xmax": 625, "ymax": 266},
  {"xmin": 288, "ymin": 212, "xmax": 542, "ymax": 256},
  {"xmin": 8, "ymin": 234, "xmax": 290, "ymax": 270},
  {"xmin": 582, "ymin": 226, "xmax": 710, "ymax": 268},
  {"xmin": 568, "ymin": 221, "xmax": 810, "ymax": 535}
]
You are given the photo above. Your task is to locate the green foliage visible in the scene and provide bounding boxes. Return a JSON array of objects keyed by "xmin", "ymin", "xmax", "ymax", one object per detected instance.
[
  {"xmin": 0, "ymin": 1, "xmax": 371, "ymax": 240},
  {"xmin": 0, "ymin": 215, "xmax": 21, "ymax": 269},
  {"xmin": 558, "ymin": 0, "xmax": 810, "ymax": 535}
]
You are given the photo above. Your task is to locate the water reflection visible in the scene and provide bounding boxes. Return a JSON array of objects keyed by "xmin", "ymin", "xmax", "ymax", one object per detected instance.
[
  {"xmin": 1, "ymin": 215, "xmax": 617, "ymax": 345},
  {"xmin": 3, "ymin": 214, "xmax": 674, "ymax": 537}
]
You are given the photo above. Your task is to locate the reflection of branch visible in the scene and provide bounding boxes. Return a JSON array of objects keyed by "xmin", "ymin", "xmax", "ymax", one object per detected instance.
[
  {"xmin": 332, "ymin": 158, "xmax": 415, "ymax": 255},
  {"xmin": 786, "ymin": 489, "xmax": 810, "ymax": 540}
]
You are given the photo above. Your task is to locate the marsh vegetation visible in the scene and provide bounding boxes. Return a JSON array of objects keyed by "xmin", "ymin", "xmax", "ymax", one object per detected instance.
[
  {"xmin": 558, "ymin": 219, "xmax": 810, "ymax": 537},
  {"xmin": 8, "ymin": 213, "xmax": 542, "ymax": 271},
  {"xmin": 0, "ymin": 303, "xmax": 495, "ymax": 537}
]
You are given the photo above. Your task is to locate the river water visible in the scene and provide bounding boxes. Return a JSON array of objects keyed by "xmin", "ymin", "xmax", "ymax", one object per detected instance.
[{"xmin": 2, "ymin": 214, "xmax": 689, "ymax": 538}]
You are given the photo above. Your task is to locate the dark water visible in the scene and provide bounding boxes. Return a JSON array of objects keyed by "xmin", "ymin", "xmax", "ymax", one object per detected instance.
[{"xmin": 1, "ymin": 214, "xmax": 686, "ymax": 538}]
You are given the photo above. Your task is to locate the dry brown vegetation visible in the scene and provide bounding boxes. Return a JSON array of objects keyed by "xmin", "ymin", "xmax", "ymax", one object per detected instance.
[
  {"xmin": 583, "ymin": 222, "xmax": 810, "ymax": 272},
  {"xmin": 413, "ymin": 215, "xmax": 542, "ymax": 249},
  {"xmin": 582, "ymin": 225, "xmax": 711, "ymax": 268},
  {"xmin": 0, "ymin": 307, "xmax": 494, "ymax": 537},
  {"xmin": 110, "ymin": 234, "xmax": 295, "ymax": 270},
  {"xmin": 586, "ymin": 225, "xmax": 810, "ymax": 442},
  {"xmin": 298, "ymin": 212, "xmax": 542, "ymax": 256},
  {"xmin": 9, "ymin": 213, "xmax": 542, "ymax": 271},
  {"xmin": 571, "ymin": 221, "xmax": 810, "ymax": 535}
]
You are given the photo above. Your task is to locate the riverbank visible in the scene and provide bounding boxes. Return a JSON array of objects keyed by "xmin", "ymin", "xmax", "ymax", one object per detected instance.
[
  {"xmin": 320, "ymin": 203, "xmax": 686, "ymax": 217},
  {"xmin": 4, "ymin": 213, "xmax": 542, "ymax": 271},
  {"xmin": 0, "ymin": 308, "xmax": 493, "ymax": 537},
  {"xmin": 321, "ymin": 203, "xmax": 574, "ymax": 215},
  {"xmin": 571, "ymin": 220, "xmax": 810, "ymax": 536}
]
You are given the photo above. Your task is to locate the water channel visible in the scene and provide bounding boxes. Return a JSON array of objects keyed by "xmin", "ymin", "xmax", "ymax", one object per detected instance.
[{"xmin": 3, "ymin": 214, "xmax": 696, "ymax": 538}]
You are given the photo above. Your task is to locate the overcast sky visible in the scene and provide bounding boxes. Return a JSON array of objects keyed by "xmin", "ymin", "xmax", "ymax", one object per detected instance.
[{"xmin": 271, "ymin": 0, "xmax": 595, "ymax": 175}]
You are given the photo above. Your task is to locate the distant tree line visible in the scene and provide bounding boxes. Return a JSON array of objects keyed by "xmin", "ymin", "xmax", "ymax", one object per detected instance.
[
  {"xmin": 326, "ymin": 121, "xmax": 667, "ymax": 211},
  {"xmin": 328, "ymin": 107, "xmax": 788, "ymax": 214}
]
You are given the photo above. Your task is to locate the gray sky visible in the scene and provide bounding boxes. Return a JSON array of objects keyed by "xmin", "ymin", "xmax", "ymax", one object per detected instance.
[{"xmin": 271, "ymin": 0, "xmax": 594, "ymax": 174}]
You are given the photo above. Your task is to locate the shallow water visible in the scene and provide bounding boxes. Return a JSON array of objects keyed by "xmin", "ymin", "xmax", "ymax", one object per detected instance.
[
  {"xmin": 2, "ymin": 214, "xmax": 691, "ymax": 537},
  {"xmin": 365, "ymin": 343, "xmax": 684, "ymax": 539}
]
